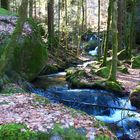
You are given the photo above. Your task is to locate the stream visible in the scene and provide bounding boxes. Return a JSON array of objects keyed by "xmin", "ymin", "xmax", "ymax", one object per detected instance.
[
  {"xmin": 31, "ymin": 69, "xmax": 140, "ymax": 140},
  {"xmin": 31, "ymin": 36, "xmax": 140, "ymax": 140}
]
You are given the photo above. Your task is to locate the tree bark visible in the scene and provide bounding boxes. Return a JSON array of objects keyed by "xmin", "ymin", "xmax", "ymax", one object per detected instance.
[
  {"xmin": 97, "ymin": 0, "xmax": 101, "ymax": 61},
  {"xmin": 29, "ymin": 0, "xmax": 33, "ymax": 18},
  {"xmin": 102, "ymin": 0, "xmax": 112, "ymax": 66},
  {"xmin": 117, "ymin": 0, "xmax": 125, "ymax": 51},
  {"xmin": 47, "ymin": 0, "xmax": 54, "ymax": 49},
  {"xmin": 108, "ymin": 0, "xmax": 118, "ymax": 82},
  {"xmin": 1, "ymin": 0, "xmax": 9, "ymax": 10}
]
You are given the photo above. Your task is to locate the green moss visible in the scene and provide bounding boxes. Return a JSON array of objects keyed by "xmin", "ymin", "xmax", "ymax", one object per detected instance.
[
  {"xmin": 66, "ymin": 68, "xmax": 90, "ymax": 88},
  {"xmin": 51, "ymin": 124, "xmax": 86, "ymax": 140},
  {"xmin": 12, "ymin": 19, "xmax": 48, "ymax": 81},
  {"xmin": 95, "ymin": 80, "xmax": 123, "ymax": 92},
  {"xmin": 84, "ymin": 40, "xmax": 97, "ymax": 52},
  {"xmin": 1, "ymin": 83, "xmax": 25, "ymax": 95},
  {"xmin": 104, "ymin": 81, "xmax": 123, "ymax": 92},
  {"xmin": 96, "ymin": 67, "xmax": 110, "ymax": 78},
  {"xmin": 0, "ymin": 123, "xmax": 86, "ymax": 140},
  {"xmin": 0, "ymin": 8, "xmax": 17, "ymax": 16},
  {"xmin": 117, "ymin": 49, "xmax": 127, "ymax": 60},
  {"xmin": 66, "ymin": 68, "xmax": 81, "ymax": 77},
  {"xmin": 132, "ymin": 85, "xmax": 140, "ymax": 93},
  {"xmin": 131, "ymin": 55, "xmax": 140, "ymax": 69},
  {"xmin": 0, "ymin": 123, "xmax": 37, "ymax": 140},
  {"xmin": 118, "ymin": 65, "xmax": 129, "ymax": 74},
  {"xmin": 95, "ymin": 135, "xmax": 112, "ymax": 140},
  {"xmin": 94, "ymin": 120, "xmax": 106, "ymax": 128},
  {"xmin": 66, "ymin": 105, "xmax": 88, "ymax": 118},
  {"xmin": 130, "ymin": 85, "xmax": 140, "ymax": 108},
  {"xmin": 42, "ymin": 64, "xmax": 58, "ymax": 75},
  {"xmin": 33, "ymin": 94, "xmax": 50, "ymax": 105},
  {"xmin": 105, "ymin": 57, "xmax": 121, "ymax": 67}
]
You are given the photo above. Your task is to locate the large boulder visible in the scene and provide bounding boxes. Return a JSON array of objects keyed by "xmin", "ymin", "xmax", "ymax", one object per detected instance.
[
  {"xmin": 130, "ymin": 85, "xmax": 140, "ymax": 109},
  {"xmin": 84, "ymin": 40, "xmax": 98, "ymax": 52},
  {"xmin": 117, "ymin": 49, "xmax": 127, "ymax": 60},
  {"xmin": 66, "ymin": 67, "xmax": 124, "ymax": 94},
  {"xmin": 131, "ymin": 55, "xmax": 140, "ymax": 69},
  {"xmin": 0, "ymin": 14, "xmax": 47, "ymax": 81},
  {"xmin": 95, "ymin": 66, "xmax": 110, "ymax": 78}
]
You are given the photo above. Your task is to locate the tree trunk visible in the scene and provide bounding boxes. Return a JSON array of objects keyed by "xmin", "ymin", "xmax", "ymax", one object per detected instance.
[
  {"xmin": 117, "ymin": 0, "xmax": 125, "ymax": 51},
  {"xmin": 58, "ymin": 0, "xmax": 61, "ymax": 45},
  {"xmin": 1, "ymin": 0, "xmax": 9, "ymax": 10},
  {"xmin": 29, "ymin": 0, "xmax": 33, "ymax": 18},
  {"xmin": 81, "ymin": 0, "xmax": 85, "ymax": 33},
  {"xmin": 47, "ymin": 0, "xmax": 54, "ymax": 49},
  {"xmin": 84, "ymin": 0, "xmax": 87, "ymax": 30},
  {"xmin": 102, "ymin": 0, "xmax": 112, "ymax": 66},
  {"xmin": 125, "ymin": 0, "xmax": 136, "ymax": 59},
  {"xmin": 34, "ymin": 0, "xmax": 37, "ymax": 18},
  {"xmin": 108, "ymin": 0, "xmax": 118, "ymax": 82},
  {"xmin": 76, "ymin": 1, "xmax": 81, "ymax": 56},
  {"xmin": 97, "ymin": 0, "xmax": 101, "ymax": 61}
]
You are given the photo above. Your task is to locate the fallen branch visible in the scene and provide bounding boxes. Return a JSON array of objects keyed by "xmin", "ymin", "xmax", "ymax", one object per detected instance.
[{"xmin": 61, "ymin": 99, "xmax": 137, "ymax": 112}]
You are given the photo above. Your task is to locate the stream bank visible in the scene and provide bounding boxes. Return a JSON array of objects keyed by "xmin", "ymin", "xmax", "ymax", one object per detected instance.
[
  {"xmin": 0, "ymin": 83, "xmax": 116, "ymax": 140},
  {"xmin": 32, "ymin": 64, "xmax": 140, "ymax": 140}
]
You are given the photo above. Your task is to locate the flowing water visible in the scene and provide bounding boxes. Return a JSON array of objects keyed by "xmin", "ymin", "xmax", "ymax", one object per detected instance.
[
  {"xmin": 31, "ymin": 36, "xmax": 140, "ymax": 139},
  {"xmin": 32, "ymin": 71, "xmax": 140, "ymax": 140}
]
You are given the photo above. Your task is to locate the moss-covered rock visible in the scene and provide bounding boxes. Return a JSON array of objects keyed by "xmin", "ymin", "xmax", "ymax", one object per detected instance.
[
  {"xmin": 131, "ymin": 55, "xmax": 140, "ymax": 69},
  {"xmin": 0, "ymin": 123, "xmax": 86, "ymax": 140},
  {"xmin": 66, "ymin": 67, "xmax": 124, "ymax": 93},
  {"xmin": 106, "ymin": 57, "xmax": 121, "ymax": 67},
  {"xmin": 40, "ymin": 64, "xmax": 59, "ymax": 75},
  {"xmin": 95, "ymin": 135, "xmax": 114, "ymax": 140},
  {"xmin": 66, "ymin": 68, "xmax": 92, "ymax": 88},
  {"xmin": 130, "ymin": 85, "xmax": 140, "ymax": 109},
  {"xmin": 0, "ymin": 123, "xmax": 38, "ymax": 140},
  {"xmin": 0, "ymin": 16, "xmax": 48, "ymax": 81},
  {"xmin": 95, "ymin": 80, "xmax": 123, "ymax": 93},
  {"xmin": 0, "ymin": 8, "xmax": 16, "ymax": 16},
  {"xmin": 95, "ymin": 67, "xmax": 110, "ymax": 78},
  {"xmin": 1, "ymin": 83, "xmax": 25, "ymax": 95},
  {"xmin": 84, "ymin": 40, "xmax": 97, "ymax": 52},
  {"xmin": 117, "ymin": 49, "xmax": 127, "ymax": 60},
  {"xmin": 118, "ymin": 65, "xmax": 129, "ymax": 74},
  {"xmin": 13, "ymin": 20, "xmax": 47, "ymax": 81},
  {"xmin": 32, "ymin": 94, "xmax": 50, "ymax": 105}
]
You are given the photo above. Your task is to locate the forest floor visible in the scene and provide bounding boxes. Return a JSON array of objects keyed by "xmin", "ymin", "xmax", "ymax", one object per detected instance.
[
  {"xmin": 0, "ymin": 91, "xmax": 115, "ymax": 139},
  {"xmin": 117, "ymin": 68, "xmax": 140, "ymax": 92}
]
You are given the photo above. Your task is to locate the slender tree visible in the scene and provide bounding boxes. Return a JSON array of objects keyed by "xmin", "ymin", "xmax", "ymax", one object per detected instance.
[
  {"xmin": 81, "ymin": 0, "xmax": 85, "ymax": 33},
  {"xmin": 117, "ymin": 0, "xmax": 125, "ymax": 51},
  {"xmin": 47, "ymin": 0, "xmax": 54, "ymax": 49},
  {"xmin": 125, "ymin": 0, "xmax": 136, "ymax": 59},
  {"xmin": 108, "ymin": 0, "xmax": 118, "ymax": 82},
  {"xmin": 76, "ymin": 0, "xmax": 82, "ymax": 56},
  {"xmin": 1, "ymin": 0, "xmax": 9, "ymax": 10},
  {"xmin": 34, "ymin": 0, "xmax": 37, "ymax": 18},
  {"xmin": 102, "ymin": 0, "xmax": 112, "ymax": 66},
  {"xmin": 97, "ymin": 0, "xmax": 101, "ymax": 60},
  {"xmin": 58, "ymin": 0, "xmax": 61, "ymax": 45},
  {"xmin": 29, "ymin": 0, "xmax": 33, "ymax": 18},
  {"xmin": 84, "ymin": 0, "xmax": 87, "ymax": 30}
]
